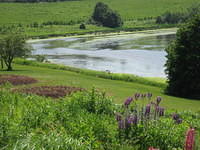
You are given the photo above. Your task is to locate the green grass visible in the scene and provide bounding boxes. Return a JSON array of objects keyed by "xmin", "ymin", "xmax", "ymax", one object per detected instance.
[
  {"xmin": 0, "ymin": 0, "xmax": 198, "ymax": 25},
  {"xmin": 1, "ymin": 63, "xmax": 200, "ymax": 112},
  {"xmin": 0, "ymin": 0, "xmax": 199, "ymax": 37}
]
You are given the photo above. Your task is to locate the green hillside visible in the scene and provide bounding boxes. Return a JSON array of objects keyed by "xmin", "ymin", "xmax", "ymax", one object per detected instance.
[
  {"xmin": 1, "ymin": 62, "xmax": 200, "ymax": 111},
  {"xmin": 0, "ymin": 0, "xmax": 199, "ymax": 37}
]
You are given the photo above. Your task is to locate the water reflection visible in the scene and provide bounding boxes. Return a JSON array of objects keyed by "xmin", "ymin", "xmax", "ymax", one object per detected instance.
[{"xmin": 30, "ymin": 30, "xmax": 176, "ymax": 77}]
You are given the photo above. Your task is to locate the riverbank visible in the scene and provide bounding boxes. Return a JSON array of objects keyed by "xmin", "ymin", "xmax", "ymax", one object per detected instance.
[{"xmin": 27, "ymin": 27, "xmax": 178, "ymax": 42}]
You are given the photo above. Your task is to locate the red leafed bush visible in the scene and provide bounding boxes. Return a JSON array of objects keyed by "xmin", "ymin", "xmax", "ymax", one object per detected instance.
[
  {"xmin": 13, "ymin": 86, "xmax": 84, "ymax": 98},
  {"xmin": 0, "ymin": 75, "xmax": 37, "ymax": 85}
]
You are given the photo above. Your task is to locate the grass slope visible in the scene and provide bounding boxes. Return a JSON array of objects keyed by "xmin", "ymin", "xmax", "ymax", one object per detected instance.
[
  {"xmin": 1, "ymin": 63, "xmax": 200, "ymax": 111},
  {"xmin": 0, "ymin": 0, "xmax": 199, "ymax": 37}
]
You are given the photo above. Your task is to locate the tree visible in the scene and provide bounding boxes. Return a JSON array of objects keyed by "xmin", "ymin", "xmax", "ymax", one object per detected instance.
[
  {"xmin": 0, "ymin": 33, "xmax": 30, "ymax": 71},
  {"xmin": 165, "ymin": 15, "xmax": 200, "ymax": 99},
  {"xmin": 92, "ymin": 2, "xmax": 123, "ymax": 28}
]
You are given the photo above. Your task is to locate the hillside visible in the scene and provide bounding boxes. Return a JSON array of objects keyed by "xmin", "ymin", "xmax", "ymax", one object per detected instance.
[
  {"xmin": 0, "ymin": 0, "xmax": 199, "ymax": 37},
  {"xmin": 1, "ymin": 62, "xmax": 200, "ymax": 111}
]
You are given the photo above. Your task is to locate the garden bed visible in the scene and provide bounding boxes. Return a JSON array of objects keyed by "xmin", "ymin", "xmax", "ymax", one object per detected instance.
[
  {"xmin": 0, "ymin": 75, "xmax": 37, "ymax": 85},
  {"xmin": 13, "ymin": 86, "xmax": 84, "ymax": 98}
]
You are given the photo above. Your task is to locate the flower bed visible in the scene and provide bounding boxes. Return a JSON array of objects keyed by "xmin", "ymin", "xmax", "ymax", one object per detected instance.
[
  {"xmin": 0, "ymin": 75, "xmax": 37, "ymax": 85},
  {"xmin": 13, "ymin": 86, "xmax": 84, "ymax": 98}
]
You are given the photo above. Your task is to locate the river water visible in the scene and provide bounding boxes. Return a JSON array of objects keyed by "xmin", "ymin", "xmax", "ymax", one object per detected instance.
[{"xmin": 29, "ymin": 29, "xmax": 176, "ymax": 77}]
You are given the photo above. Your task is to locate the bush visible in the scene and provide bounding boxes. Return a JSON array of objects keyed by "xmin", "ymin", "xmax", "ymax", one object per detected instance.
[
  {"xmin": 80, "ymin": 23, "xmax": 86, "ymax": 29},
  {"xmin": 92, "ymin": 2, "xmax": 123, "ymax": 28},
  {"xmin": 165, "ymin": 15, "xmax": 200, "ymax": 99}
]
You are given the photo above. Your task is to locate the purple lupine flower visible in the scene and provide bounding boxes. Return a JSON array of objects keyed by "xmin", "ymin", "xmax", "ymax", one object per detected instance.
[
  {"xmin": 132, "ymin": 115, "xmax": 138, "ymax": 125},
  {"xmin": 125, "ymin": 116, "xmax": 132, "ymax": 128},
  {"xmin": 118, "ymin": 119, "xmax": 125, "ymax": 129},
  {"xmin": 156, "ymin": 96, "xmax": 162, "ymax": 105},
  {"xmin": 172, "ymin": 113, "xmax": 183, "ymax": 124},
  {"xmin": 155, "ymin": 106, "xmax": 160, "ymax": 113},
  {"xmin": 172, "ymin": 113, "xmax": 180, "ymax": 121},
  {"xmin": 134, "ymin": 93, "xmax": 140, "ymax": 100},
  {"xmin": 125, "ymin": 115, "xmax": 138, "ymax": 128},
  {"xmin": 147, "ymin": 93, "xmax": 152, "ymax": 100},
  {"xmin": 145, "ymin": 104, "xmax": 151, "ymax": 116},
  {"xmin": 176, "ymin": 118, "xmax": 183, "ymax": 124},
  {"xmin": 124, "ymin": 97, "xmax": 133, "ymax": 107},
  {"xmin": 159, "ymin": 107, "xmax": 164, "ymax": 116},
  {"xmin": 115, "ymin": 113, "xmax": 122, "ymax": 121}
]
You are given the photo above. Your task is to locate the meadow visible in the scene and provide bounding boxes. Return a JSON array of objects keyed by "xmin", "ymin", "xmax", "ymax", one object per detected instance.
[{"xmin": 0, "ymin": 0, "xmax": 199, "ymax": 37}]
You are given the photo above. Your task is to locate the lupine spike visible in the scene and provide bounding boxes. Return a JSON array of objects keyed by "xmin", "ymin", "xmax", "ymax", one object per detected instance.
[
  {"xmin": 185, "ymin": 128, "xmax": 195, "ymax": 150},
  {"xmin": 124, "ymin": 97, "xmax": 133, "ymax": 107},
  {"xmin": 145, "ymin": 104, "xmax": 151, "ymax": 116},
  {"xmin": 156, "ymin": 96, "xmax": 162, "ymax": 105}
]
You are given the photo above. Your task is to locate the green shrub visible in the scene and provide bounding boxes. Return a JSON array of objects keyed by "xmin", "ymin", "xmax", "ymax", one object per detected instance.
[
  {"xmin": 165, "ymin": 15, "xmax": 200, "ymax": 99},
  {"xmin": 80, "ymin": 23, "xmax": 86, "ymax": 29}
]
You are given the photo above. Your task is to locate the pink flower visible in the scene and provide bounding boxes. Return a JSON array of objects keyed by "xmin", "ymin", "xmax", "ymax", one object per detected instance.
[{"xmin": 185, "ymin": 128, "xmax": 195, "ymax": 150}]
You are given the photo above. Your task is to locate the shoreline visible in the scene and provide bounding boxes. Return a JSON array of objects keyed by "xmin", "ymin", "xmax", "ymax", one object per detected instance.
[{"xmin": 27, "ymin": 27, "xmax": 178, "ymax": 43}]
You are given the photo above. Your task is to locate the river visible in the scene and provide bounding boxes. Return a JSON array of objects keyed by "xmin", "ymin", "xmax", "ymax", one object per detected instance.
[{"xmin": 29, "ymin": 28, "xmax": 177, "ymax": 77}]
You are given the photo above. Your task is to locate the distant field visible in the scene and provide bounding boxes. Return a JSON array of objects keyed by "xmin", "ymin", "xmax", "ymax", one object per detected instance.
[
  {"xmin": 0, "ymin": 0, "xmax": 199, "ymax": 25},
  {"xmin": 0, "ymin": 0, "xmax": 199, "ymax": 37}
]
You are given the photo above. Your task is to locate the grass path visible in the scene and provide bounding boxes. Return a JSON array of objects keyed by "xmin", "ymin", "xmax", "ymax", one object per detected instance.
[{"xmin": 1, "ymin": 64, "xmax": 200, "ymax": 111}]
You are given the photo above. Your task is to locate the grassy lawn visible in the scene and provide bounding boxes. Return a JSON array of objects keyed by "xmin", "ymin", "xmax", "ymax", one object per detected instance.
[{"xmin": 1, "ymin": 63, "xmax": 200, "ymax": 112}]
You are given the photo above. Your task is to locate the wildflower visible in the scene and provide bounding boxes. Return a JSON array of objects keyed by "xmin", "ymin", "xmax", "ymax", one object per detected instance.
[
  {"xmin": 125, "ymin": 115, "xmax": 138, "ymax": 128},
  {"xmin": 124, "ymin": 97, "xmax": 133, "ymax": 107},
  {"xmin": 147, "ymin": 93, "xmax": 152, "ymax": 100},
  {"xmin": 172, "ymin": 113, "xmax": 182, "ymax": 124},
  {"xmin": 159, "ymin": 107, "xmax": 164, "ymax": 116},
  {"xmin": 125, "ymin": 116, "xmax": 132, "ymax": 128},
  {"xmin": 118, "ymin": 119, "xmax": 125, "ymax": 129},
  {"xmin": 156, "ymin": 96, "xmax": 162, "ymax": 105},
  {"xmin": 115, "ymin": 113, "xmax": 122, "ymax": 121},
  {"xmin": 134, "ymin": 93, "xmax": 140, "ymax": 100},
  {"xmin": 185, "ymin": 127, "xmax": 195, "ymax": 150},
  {"xmin": 176, "ymin": 118, "xmax": 183, "ymax": 124},
  {"xmin": 145, "ymin": 104, "xmax": 151, "ymax": 116},
  {"xmin": 132, "ymin": 115, "xmax": 138, "ymax": 125},
  {"xmin": 172, "ymin": 113, "xmax": 180, "ymax": 120}
]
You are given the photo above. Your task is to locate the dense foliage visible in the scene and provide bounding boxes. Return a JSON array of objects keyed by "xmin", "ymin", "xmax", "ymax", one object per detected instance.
[
  {"xmin": 165, "ymin": 15, "xmax": 200, "ymax": 99},
  {"xmin": 92, "ymin": 2, "xmax": 123, "ymax": 28},
  {"xmin": 0, "ymin": 84, "xmax": 199, "ymax": 149}
]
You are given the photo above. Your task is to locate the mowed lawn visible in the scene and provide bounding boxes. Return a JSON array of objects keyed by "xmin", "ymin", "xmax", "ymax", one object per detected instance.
[{"xmin": 0, "ymin": 64, "xmax": 200, "ymax": 112}]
